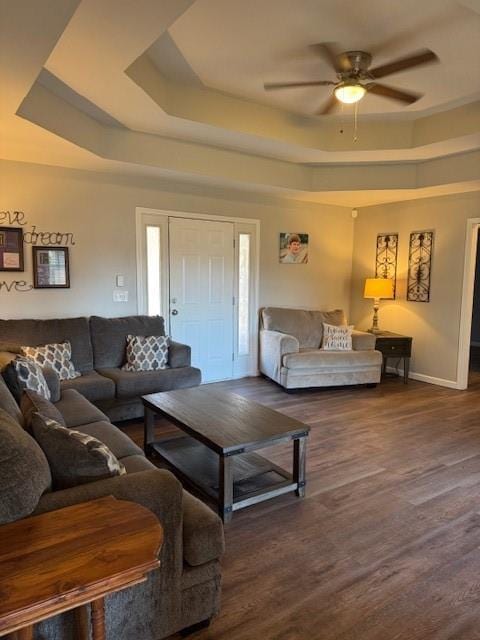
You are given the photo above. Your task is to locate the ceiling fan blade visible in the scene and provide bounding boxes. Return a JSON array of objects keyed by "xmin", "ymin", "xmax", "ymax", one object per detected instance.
[
  {"xmin": 264, "ymin": 80, "xmax": 336, "ymax": 90},
  {"xmin": 367, "ymin": 83, "xmax": 422, "ymax": 104},
  {"xmin": 369, "ymin": 48, "xmax": 438, "ymax": 79},
  {"xmin": 315, "ymin": 94, "xmax": 338, "ymax": 115},
  {"xmin": 310, "ymin": 42, "xmax": 347, "ymax": 72}
]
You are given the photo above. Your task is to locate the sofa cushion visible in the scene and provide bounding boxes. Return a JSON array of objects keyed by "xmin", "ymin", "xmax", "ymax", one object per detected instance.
[
  {"xmin": 60, "ymin": 370, "xmax": 115, "ymax": 403},
  {"xmin": 77, "ymin": 421, "xmax": 143, "ymax": 459},
  {"xmin": 0, "ymin": 408, "xmax": 52, "ymax": 524},
  {"xmin": 0, "ymin": 317, "xmax": 94, "ymax": 373},
  {"xmin": 0, "ymin": 375, "xmax": 24, "ymax": 427},
  {"xmin": 20, "ymin": 341, "xmax": 80, "ymax": 381},
  {"xmin": 20, "ymin": 389, "xmax": 66, "ymax": 431},
  {"xmin": 98, "ymin": 366, "xmax": 201, "ymax": 399},
  {"xmin": 54, "ymin": 388, "xmax": 110, "ymax": 428},
  {"xmin": 261, "ymin": 307, "xmax": 346, "ymax": 349},
  {"xmin": 182, "ymin": 491, "xmax": 225, "ymax": 567},
  {"xmin": 90, "ymin": 315, "xmax": 165, "ymax": 369},
  {"xmin": 31, "ymin": 414, "xmax": 126, "ymax": 490},
  {"xmin": 283, "ymin": 349, "xmax": 383, "ymax": 370}
]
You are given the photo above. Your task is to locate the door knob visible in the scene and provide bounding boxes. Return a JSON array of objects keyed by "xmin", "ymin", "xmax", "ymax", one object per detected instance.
[{"xmin": 171, "ymin": 309, "xmax": 179, "ymax": 315}]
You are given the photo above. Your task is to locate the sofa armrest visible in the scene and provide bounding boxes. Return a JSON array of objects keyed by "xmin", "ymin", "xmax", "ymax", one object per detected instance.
[
  {"xmin": 168, "ymin": 341, "xmax": 191, "ymax": 368},
  {"xmin": 35, "ymin": 468, "xmax": 184, "ymax": 575},
  {"xmin": 34, "ymin": 469, "xmax": 185, "ymax": 619},
  {"xmin": 352, "ymin": 329, "xmax": 376, "ymax": 351},
  {"xmin": 259, "ymin": 329, "xmax": 299, "ymax": 383}
]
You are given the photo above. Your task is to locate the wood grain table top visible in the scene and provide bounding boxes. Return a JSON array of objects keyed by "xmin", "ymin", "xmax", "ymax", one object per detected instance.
[
  {"xmin": 142, "ymin": 386, "xmax": 310, "ymax": 454},
  {"xmin": 0, "ymin": 496, "xmax": 163, "ymax": 636}
]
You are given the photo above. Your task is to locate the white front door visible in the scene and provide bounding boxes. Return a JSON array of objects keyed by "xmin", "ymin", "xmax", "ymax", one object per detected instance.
[{"xmin": 169, "ymin": 218, "xmax": 234, "ymax": 383}]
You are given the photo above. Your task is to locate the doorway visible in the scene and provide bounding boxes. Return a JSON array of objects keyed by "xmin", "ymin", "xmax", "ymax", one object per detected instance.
[
  {"xmin": 469, "ymin": 230, "xmax": 480, "ymax": 377},
  {"xmin": 136, "ymin": 208, "xmax": 259, "ymax": 383},
  {"xmin": 457, "ymin": 218, "xmax": 480, "ymax": 389}
]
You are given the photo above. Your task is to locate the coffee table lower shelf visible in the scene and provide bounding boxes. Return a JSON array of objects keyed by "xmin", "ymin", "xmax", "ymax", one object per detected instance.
[{"xmin": 149, "ymin": 435, "xmax": 299, "ymax": 520}]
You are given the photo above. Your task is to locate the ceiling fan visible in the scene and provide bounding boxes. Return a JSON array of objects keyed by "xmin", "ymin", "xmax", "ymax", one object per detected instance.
[{"xmin": 264, "ymin": 44, "xmax": 439, "ymax": 115}]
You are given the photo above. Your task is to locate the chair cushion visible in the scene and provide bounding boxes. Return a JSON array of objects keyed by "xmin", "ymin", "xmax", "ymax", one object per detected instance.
[
  {"xmin": 31, "ymin": 414, "xmax": 126, "ymax": 490},
  {"xmin": 0, "ymin": 408, "xmax": 52, "ymax": 524},
  {"xmin": 54, "ymin": 389, "xmax": 110, "ymax": 428},
  {"xmin": 182, "ymin": 491, "xmax": 225, "ymax": 567},
  {"xmin": 98, "ymin": 366, "xmax": 201, "ymax": 399},
  {"xmin": 20, "ymin": 389, "xmax": 66, "ymax": 431},
  {"xmin": 283, "ymin": 349, "xmax": 383, "ymax": 371},
  {"xmin": 77, "ymin": 421, "xmax": 143, "ymax": 459},
  {"xmin": 261, "ymin": 307, "xmax": 346, "ymax": 349},
  {"xmin": 60, "ymin": 370, "xmax": 115, "ymax": 403},
  {"xmin": 0, "ymin": 317, "xmax": 94, "ymax": 373},
  {"xmin": 90, "ymin": 315, "xmax": 165, "ymax": 369}
]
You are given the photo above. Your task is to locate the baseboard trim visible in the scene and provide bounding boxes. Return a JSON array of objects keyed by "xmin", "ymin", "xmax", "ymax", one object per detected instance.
[{"xmin": 385, "ymin": 366, "xmax": 459, "ymax": 389}]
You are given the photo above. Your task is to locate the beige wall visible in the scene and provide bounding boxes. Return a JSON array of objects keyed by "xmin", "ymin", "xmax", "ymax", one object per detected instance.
[
  {"xmin": 0, "ymin": 160, "xmax": 354, "ymax": 320},
  {"xmin": 350, "ymin": 191, "xmax": 480, "ymax": 384}
]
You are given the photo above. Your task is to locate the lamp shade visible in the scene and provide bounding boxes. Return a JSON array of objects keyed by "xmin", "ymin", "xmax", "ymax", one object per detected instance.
[{"xmin": 364, "ymin": 278, "xmax": 394, "ymax": 299}]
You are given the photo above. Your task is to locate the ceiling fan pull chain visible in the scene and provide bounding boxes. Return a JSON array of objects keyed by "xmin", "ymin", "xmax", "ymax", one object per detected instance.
[
  {"xmin": 339, "ymin": 101, "xmax": 344, "ymax": 134},
  {"xmin": 354, "ymin": 101, "xmax": 359, "ymax": 142}
]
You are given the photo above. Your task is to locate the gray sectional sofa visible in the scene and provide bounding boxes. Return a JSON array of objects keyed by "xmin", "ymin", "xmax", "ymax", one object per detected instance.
[
  {"xmin": 259, "ymin": 307, "xmax": 382, "ymax": 389},
  {"xmin": 0, "ymin": 315, "xmax": 201, "ymax": 421},
  {"xmin": 0, "ymin": 372, "xmax": 224, "ymax": 639}
]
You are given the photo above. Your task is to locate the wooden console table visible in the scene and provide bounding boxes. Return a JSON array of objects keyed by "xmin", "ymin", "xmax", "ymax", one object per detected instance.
[{"xmin": 0, "ymin": 496, "xmax": 163, "ymax": 640}]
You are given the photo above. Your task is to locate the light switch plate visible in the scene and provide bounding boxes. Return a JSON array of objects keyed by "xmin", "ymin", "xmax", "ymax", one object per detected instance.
[
  {"xmin": 113, "ymin": 290, "xmax": 128, "ymax": 302},
  {"xmin": 116, "ymin": 274, "xmax": 125, "ymax": 287}
]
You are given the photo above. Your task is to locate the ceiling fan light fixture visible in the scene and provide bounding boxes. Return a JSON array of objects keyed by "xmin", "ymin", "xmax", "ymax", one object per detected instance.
[{"xmin": 334, "ymin": 82, "xmax": 366, "ymax": 104}]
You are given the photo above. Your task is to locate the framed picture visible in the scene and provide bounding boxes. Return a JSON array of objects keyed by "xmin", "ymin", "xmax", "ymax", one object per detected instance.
[
  {"xmin": 407, "ymin": 231, "xmax": 434, "ymax": 302},
  {"xmin": 0, "ymin": 226, "xmax": 24, "ymax": 272},
  {"xmin": 279, "ymin": 232, "xmax": 309, "ymax": 264},
  {"xmin": 375, "ymin": 233, "xmax": 398, "ymax": 298},
  {"xmin": 32, "ymin": 246, "xmax": 70, "ymax": 289}
]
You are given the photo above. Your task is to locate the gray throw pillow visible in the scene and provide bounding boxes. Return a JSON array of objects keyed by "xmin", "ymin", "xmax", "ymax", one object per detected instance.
[
  {"xmin": 31, "ymin": 413, "xmax": 126, "ymax": 489},
  {"xmin": 12, "ymin": 357, "xmax": 51, "ymax": 399},
  {"xmin": 20, "ymin": 341, "xmax": 80, "ymax": 381},
  {"xmin": 0, "ymin": 408, "xmax": 52, "ymax": 525},
  {"xmin": 20, "ymin": 389, "xmax": 66, "ymax": 432},
  {"xmin": 122, "ymin": 334, "xmax": 169, "ymax": 371}
]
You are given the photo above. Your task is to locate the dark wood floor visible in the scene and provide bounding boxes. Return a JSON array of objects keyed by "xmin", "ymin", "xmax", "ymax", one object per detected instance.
[{"xmin": 123, "ymin": 373, "xmax": 480, "ymax": 640}]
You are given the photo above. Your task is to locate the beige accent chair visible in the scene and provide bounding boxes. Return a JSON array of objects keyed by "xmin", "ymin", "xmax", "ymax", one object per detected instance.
[{"xmin": 259, "ymin": 307, "xmax": 382, "ymax": 390}]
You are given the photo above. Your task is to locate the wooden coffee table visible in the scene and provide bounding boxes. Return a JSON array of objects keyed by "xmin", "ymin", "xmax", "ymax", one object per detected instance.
[
  {"xmin": 142, "ymin": 387, "xmax": 310, "ymax": 522},
  {"xmin": 0, "ymin": 496, "xmax": 163, "ymax": 640}
]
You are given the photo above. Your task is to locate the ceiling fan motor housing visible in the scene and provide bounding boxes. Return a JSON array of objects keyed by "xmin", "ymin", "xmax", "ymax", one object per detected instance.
[{"xmin": 338, "ymin": 51, "xmax": 372, "ymax": 79}]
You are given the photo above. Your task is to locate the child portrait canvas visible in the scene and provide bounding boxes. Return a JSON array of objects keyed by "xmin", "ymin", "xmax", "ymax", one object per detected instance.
[{"xmin": 279, "ymin": 233, "xmax": 309, "ymax": 264}]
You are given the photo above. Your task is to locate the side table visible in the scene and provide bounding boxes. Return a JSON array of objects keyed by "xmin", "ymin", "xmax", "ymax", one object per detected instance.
[
  {"xmin": 0, "ymin": 496, "xmax": 163, "ymax": 640},
  {"xmin": 374, "ymin": 331, "xmax": 413, "ymax": 384}
]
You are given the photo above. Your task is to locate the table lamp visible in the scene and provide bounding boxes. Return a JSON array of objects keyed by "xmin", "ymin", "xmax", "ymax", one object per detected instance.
[{"xmin": 363, "ymin": 278, "xmax": 394, "ymax": 334}]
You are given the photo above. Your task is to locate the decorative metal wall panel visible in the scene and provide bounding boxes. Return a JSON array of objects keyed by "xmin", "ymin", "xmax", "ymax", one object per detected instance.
[
  {"xmin": 407, "ymin": 231, "xmax": 434, "ymax": 302},
  {"xmin": 375, "ymin": 233, "xmax": 398, "ymax": 298}
]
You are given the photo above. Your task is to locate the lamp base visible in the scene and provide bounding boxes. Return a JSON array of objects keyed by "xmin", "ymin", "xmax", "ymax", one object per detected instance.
[
  {"xmin": 367, "ymin": 328, "xmax": 382, "ymax": 335},
  {"xmin": 369, "ymin": 298, "xmax": 381, "ymax": 335}
]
